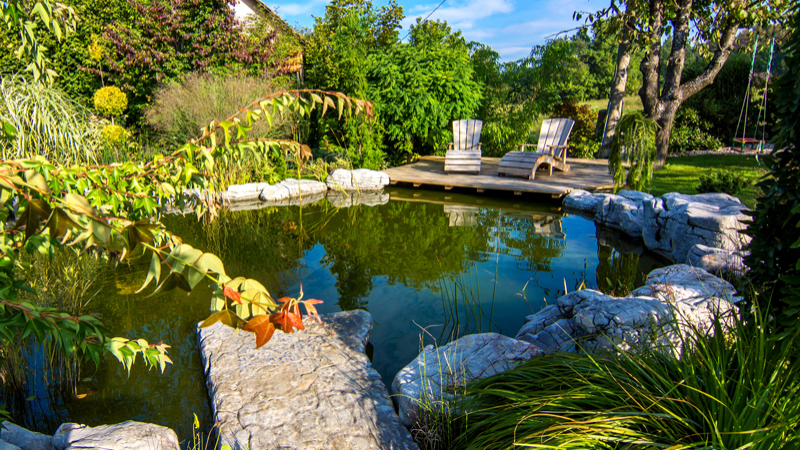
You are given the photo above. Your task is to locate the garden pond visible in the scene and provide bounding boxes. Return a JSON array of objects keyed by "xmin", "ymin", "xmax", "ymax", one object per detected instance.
[{"xmin": 13, "ymin": 187, "xmax": 669, "ymax": 442}]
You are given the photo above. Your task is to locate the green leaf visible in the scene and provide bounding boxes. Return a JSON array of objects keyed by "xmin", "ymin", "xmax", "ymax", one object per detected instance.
[
  {"xmin": 45, "ymin": 208, "xmax": 84, "ymax": 239},
  {"xmin": 24, "ymin": 170, "xmax": 50, "ymax": 195},
  {"xmin": 137, "ymin": 252, "xmax": 162, "ymax": 294},
  {"xmin": 199, "ymin": 310, "xmax": 246, "ymax": 328},
  {"xmin": 13, "ymin": 199, "xmax": 51, "ymax": 242},
  {"xmin": 127, "ymin": 220, "xmax": 158, "ymax": 251},
  {"xmin": 153, "ymin": 271, "xmax": 192, "ymax": 294}
]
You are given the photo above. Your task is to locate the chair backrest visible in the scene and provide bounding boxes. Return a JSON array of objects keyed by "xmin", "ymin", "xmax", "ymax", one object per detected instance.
[
  {"xmin": 452, "ymin": 119, "xmax": 483, "ymax": 151},
  {"xmin": 536, "ymin": 118, "xmax": 575, "ymax": 156}
]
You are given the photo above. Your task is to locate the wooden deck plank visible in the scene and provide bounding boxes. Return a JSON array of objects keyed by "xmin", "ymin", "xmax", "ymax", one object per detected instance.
[{"xmin": 382, "ymin": 156, "xmax": 615, "ymax": 195}]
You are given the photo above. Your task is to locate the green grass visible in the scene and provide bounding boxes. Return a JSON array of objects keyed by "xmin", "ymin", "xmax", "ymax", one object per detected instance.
[{"xmin": 649, "ymin": 154, "xmax": 768, "ymax": 209}]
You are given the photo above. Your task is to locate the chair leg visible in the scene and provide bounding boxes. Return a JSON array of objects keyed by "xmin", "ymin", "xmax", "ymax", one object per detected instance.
[{"xmin": 549, "ymin": 165, "xmax": 553, "ymax": 176}]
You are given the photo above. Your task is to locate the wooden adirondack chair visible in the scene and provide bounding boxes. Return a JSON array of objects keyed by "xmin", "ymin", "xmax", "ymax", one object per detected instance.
[
  {"xmin": 497, "ymin": 118, "xmax": 575, "ymax": 180},
  {"xmin": 444, "ymin": 119, "xmax": 483, "ymax": 174}
]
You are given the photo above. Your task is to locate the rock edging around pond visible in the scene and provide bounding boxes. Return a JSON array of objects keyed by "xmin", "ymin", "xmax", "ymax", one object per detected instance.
[
  {"xmin": 564, "ymin": 189, "xmax": 749, "ymax": 275},
  {"xmin": 391, "ymin": 264, "xmax": 741, "ymax": 428},
  {"xmin": 197, "ymin": 310, "xmax": 418, "ymax": 450},
  {"xmin": 217, "ymin": 169, "xmax": 390, "ymax": 208},
  {"xmin": 0, "ymin": 420, "xmax": 179, "ymax": 450}
]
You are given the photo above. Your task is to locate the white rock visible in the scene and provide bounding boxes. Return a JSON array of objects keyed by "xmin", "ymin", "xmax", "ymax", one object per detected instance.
[
  {"xmin": 391, "ymin": 333, "xmax": 542, "ymax": 428},
  {"xmin": 642, "ymin": 193, "xmax": 750, "ymax": 263},
  {"xmin": 595, "ymin": 195, "xmax": 646, "ymax": 238},
  {"xmin": 259, "ymin": 178, "xmax": 328, "ymax": 203},
  {"xmin": 563, "ymin": 189, "xmax": 614, "ymax": 216},
  {"xmin": 0, "ymin": 440, "xmax": 21, "ymax": 450},
  {"xmin": 198, "ymin": 310, "xmax": 417, "ymax": 450},
  {"xmin": 687, "ymin": 244, "xmax": 747, "ymax": 276},
  {"xmin": 52, "ymin": 421, "xmax": 179, "ymax": 450},
  {"xmin": 516, "ymin": 264, "xmax": 739, "ymax": 355},
  {"xmin": 0, "ymin": 422, "xmax": 53, "ymax": 450},
  {"xmin": 326, "ymin": 169, "xmax": 389, "ymax": 192},
  {"xmin": 218, "ymin": 182, "xmax": 271, "ymax": 203}
]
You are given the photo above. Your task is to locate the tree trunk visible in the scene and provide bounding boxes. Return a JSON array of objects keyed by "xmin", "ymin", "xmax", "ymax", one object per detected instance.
[
  {"xmin": 654, "ymin": 103, "xmax": 678, "ymax": 168},
  {"xmin": 600, "ymin": 23, "xmax": 634, "ymax": 158}
]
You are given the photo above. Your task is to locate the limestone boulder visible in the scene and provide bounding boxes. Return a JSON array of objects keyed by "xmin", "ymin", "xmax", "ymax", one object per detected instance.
[
  {"xmin": 516, "ymin": 264, "xmax": 739, "ymax": 354},
  {"xmin": 327, "ymin": 169, "xmax": 390, "ymax": 192},
  {"xmin": 642, "ymin": 193, "xmax": 749, "ymax": 263},
  {"xmin": 259, "ymin": 178, "xmax": 328, "ymax": 203},
  {"xmin": 0, "ymin": 440, "xmax": 20, "ymax": 450},
  {"xmin": 391, "ymin": 333, "xmax": 542, "ymax": 428},
  {"xmin": 687, "ymin": 244, "xmax": 747, "ymax": 276},
  {"xmin": 0, "ymin": 422, "xmax": 53, "ymax": 450},
  {"xmin": 563, "ymin": 189, "xmax": 613, "ymax": 217},
  {"xmin": 218, "ymin": 182, "xmax": 271, "ymax": 203},
  {"xmin": 595, "ymin": 193, "xmax": 648, "ymax": 238},
  {"xmin": 198, "ymin": 310, "xmax": 417, "ymax": 450},
  {"xmin": 52, "ymin": 421, "xmax": 179, "ymax": 450}
]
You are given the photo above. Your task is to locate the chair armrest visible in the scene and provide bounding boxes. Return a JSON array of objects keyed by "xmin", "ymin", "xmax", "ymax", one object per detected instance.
[
  {"xmin": 477, "ymin": 142, "xmax": 482, "ymax": 151},
  {"xmin": 546, "ymin": 144, "xmax": 568, "ymax": 156},
  {"xmin": 519, "ymin": 143, "xmax": 536, "ymax": 152}
]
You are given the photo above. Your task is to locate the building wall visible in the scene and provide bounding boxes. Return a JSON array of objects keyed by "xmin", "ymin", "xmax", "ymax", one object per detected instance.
[{"xmin": 233, "ymin": 0, "xmax": 260, "ymax": 22}]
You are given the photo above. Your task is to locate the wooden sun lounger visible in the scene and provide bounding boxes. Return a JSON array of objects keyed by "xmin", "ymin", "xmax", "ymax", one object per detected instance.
[{"xmin": 498, "ymin": 118, "xmax": 575, "ymax": 180}]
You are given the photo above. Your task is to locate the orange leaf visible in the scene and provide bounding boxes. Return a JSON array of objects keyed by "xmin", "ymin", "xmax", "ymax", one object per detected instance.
[
  {"xmin": 276, "ymin": 296, "xmax": 291, "ymax": 303},
  {"xmin": 288, "ymin": 311, "xmax": 304, "ymax": 331},
  {"xmin": 270, "ymin": 312, "xmax": 292, "ymax": 332},
  {"xmin": 304, "ymin": 299, "xmax": 324, "ymax": 305},
  {"xmin": 303, "ymin": 302, "xmax": 323, "ymax": 324},
  {"xmin": 223, "ymin": 286, "xmax": 242, "ymax": 304},
  {"xmin": 243, "ymin": 315, "xmax": 276, "ymax": 349}
]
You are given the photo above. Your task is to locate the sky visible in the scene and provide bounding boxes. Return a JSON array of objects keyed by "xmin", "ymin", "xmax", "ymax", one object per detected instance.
[{"xmin": 266, "ymin": 0, "xmax": 610, "ymax": 62}]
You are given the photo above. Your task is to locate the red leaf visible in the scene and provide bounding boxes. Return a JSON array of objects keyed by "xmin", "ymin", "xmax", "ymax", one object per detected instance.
[
  {"xmin": 288, "ymin": 311, "xmax": 304, "ymax": 331},
  {"xmin": 276, "ymin": 296, "xmax": 291, "ymax": 303},
  {"xmin": 223, "ymin": 286, "xmax": 242, "ymax": 304},
  {"xmin": 304, "ymin": 299, "xmax": 323, "ymax": 305},
  {"xmin": 243, "ymin": 315, "xmax": 276, "ymax": 349}
]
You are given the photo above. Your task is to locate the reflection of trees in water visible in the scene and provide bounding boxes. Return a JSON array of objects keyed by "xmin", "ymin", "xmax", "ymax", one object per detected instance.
[
  {"xmin": 594, "ymin": 228, "xmax": 670, "ymax": 296},
  {"xmin": 491, "ymin": 213, "xmax": 567, "ymax": 273}
]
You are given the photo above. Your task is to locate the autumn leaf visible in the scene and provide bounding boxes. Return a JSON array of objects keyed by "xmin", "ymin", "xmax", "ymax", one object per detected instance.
[
  {"xmin": 243, "ymin": 315, "xmax": 276, "ymax": 349},
  {"xmin": 200, "ymin": 310, "xmax": 246, "ymax": 329},
  {"xmin": 223, "ymin": 286, "xmax": 242, "ymax": 304},
  {"xmin": 303, "ymin": 299, "xmax": 324, "ymax": 324}
]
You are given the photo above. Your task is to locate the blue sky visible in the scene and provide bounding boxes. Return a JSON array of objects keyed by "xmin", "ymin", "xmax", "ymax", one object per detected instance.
[{"xmin": 267, "ymin": 0, "xmax": 609, "ymax": 62}]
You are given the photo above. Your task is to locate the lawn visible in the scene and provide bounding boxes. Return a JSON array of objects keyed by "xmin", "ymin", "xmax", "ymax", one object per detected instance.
[
  {"xmin": 649, "ymin": 154, "xmax": 768, "ymax": 209},
  {"xmin": 582, "ymin": 95, "xmax": 644, "ymax": 113}
]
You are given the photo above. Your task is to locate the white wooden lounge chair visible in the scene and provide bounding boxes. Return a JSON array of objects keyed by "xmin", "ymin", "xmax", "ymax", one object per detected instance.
[
  {"xmin": 497, "ymin": 118, "xmax": 575, "ymax": 180},
  {"xmin": 444, "ymin": 119, "xmax": 483, "ymax": 175}
]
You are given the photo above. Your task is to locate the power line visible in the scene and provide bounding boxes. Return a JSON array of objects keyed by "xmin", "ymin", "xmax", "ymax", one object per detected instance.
[{"xmin": 401, "ymin": 0, "xmax": 448, "ymax": 42}]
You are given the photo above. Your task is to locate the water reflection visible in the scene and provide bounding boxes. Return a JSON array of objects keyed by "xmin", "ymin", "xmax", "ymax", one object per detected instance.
[{"xmin": 8, "ymin": 187, "xmax": 668, "ymax": 442}]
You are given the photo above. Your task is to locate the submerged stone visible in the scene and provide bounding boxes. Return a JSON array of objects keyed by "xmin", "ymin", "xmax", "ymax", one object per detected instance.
[{"xmin": 197, "ymin": 310, "xmax": 417, "ymax": 450}]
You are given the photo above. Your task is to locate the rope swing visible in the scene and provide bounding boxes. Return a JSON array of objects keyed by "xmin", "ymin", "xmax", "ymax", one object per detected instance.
[{"xmin": 733, "ymin": 33, "xmax": 775, "ymax": 151}]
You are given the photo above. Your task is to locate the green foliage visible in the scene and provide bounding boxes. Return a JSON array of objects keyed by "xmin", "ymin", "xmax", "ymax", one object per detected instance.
[
  {"xmin": 470, "ymin": 44, "xmax": 539, "ymax": 157},
  {"xmin": 551, "ymin": 99, "xmax": 599, "ymax": 158},
  {"xmin": 367, "ymin": 19, "xmax": 482, "ymax": 159},
  {"xmin": 304, "ymin": 0, "xmax": 400, "ymax": 168},
  {"xmin": 609, "ymin": 111, "xmax": 657, "ymax": 190},
  {"xmin": 457, "ymin": 307, "xmax": 800, "ymax": 449},
  {"xmin": 101, "ymin": 124, "xmax": 129, "ymax": 148},
  {"xmin": 0, "ymin": 89, "xmax": 369, "ymax": 398},
  {"xmin": 93, "ymin": 86, "xmax": 127, "ymax": 118},
  {"xmin": 0, "ymin": 75, "xmax": 100, "ymax": 164},
  {"xmin": 745, "ymin": 4, "xmax": 800, "ymax": 331},
  {"xmin": 669, "ymin": 107, "xmax": 724, "ymax": 152},
  {"xmin": 0, "ymin": 0, "xmax": 77, "ymax": 83},
  {"xmin": 573, "ymin": 22, "xmax": 643, "ymax": 99},
  {"xmin": 696, "ymin": 170, "xmax": 748, "ymax": 195}
]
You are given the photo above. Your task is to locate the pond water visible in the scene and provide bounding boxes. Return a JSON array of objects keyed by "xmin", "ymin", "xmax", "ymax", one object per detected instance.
[{"xmin": 13, "ymin": 187, "xmax": 668, "ymax": 442}]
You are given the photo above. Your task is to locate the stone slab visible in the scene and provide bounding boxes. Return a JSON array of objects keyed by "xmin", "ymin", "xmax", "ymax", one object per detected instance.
[
  {"xmin": 0, "ymin": 422, "xmax": 53, "ymax": 450},
  {"xmin": 52, "ymin": 421, "xmax": 179, "ymax": 450},
  {"xmin": 197, "ymin": 310, "xmax": 417, "ymax": 450}
]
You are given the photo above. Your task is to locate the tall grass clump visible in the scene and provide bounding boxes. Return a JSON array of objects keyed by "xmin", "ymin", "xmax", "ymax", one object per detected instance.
[
  {"xmin": 145, "ymin": 72, "xmax": 294, "ymax": 144},
  {"xmin": 456, "ymin": 306, "xmax": 800, "ymax": 449},
  {"xmin": 0, "ymin": 75, "xmax": 100, "ymax": 164}
]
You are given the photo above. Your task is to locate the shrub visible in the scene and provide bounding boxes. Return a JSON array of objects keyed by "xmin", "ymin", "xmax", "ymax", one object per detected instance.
[
  {"xmin": 93, "ymin": 86, "xmax": 128, "ymax": 118},
  {"xmin": 0, "ymin": 75, "xmax": 100, "ymax": 164},
  {"xmin": 696, "ymin": 170, "xmax": 748, "ymax": 195},
  {"xmin": 745, "ymin": 5, "xmax": 800, "ymax": 331},
  {"xmin": 457, "ymin": 307, "xmax": 800, "ymax": 449},
  {"xmin": 552, "ymin": 99, "xmax": 598, "ymax": 158},
  {"xmin": 145, "ymin": 72, "xmax": 292, "ymax": 145},
  {"xmin": 101, "ymin": 124, "xmax": 129, "ymax": 147},
  {"xmin": 669, "ymin": 107, "xmax": 724, "ymax": 152}
]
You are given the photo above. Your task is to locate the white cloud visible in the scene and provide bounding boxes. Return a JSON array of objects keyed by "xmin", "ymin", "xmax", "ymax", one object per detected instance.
[{"xmin": 402, "ymin": 0, "xmax": 515, "ymax": 34}]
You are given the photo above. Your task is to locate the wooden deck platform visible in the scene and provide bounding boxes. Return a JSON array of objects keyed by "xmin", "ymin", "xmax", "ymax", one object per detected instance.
[{"xmin": 382, "ymin": 156, "xmax": 615, "ymax": 197}]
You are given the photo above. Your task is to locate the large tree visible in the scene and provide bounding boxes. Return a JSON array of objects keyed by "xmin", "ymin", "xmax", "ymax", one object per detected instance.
[{"xmin": 590, "ymin": 0, "xmax": 788, "ymax": 167}]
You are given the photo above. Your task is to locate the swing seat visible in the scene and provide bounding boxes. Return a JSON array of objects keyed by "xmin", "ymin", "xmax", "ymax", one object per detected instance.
[{"xmin": 733, "ymin": 137, "xmax": 766, "ymax": 151}]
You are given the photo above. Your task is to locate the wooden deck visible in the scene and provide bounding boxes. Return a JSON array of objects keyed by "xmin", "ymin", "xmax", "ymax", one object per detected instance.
[{"xmin": 382, "ymin": 156, "xmax": 615, "ymax": 197}]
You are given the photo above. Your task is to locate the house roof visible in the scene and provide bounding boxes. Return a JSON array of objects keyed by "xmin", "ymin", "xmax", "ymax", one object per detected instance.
[{"xmin": 251, "ymin": 1, "xmax": 306, "ymax": 43}]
